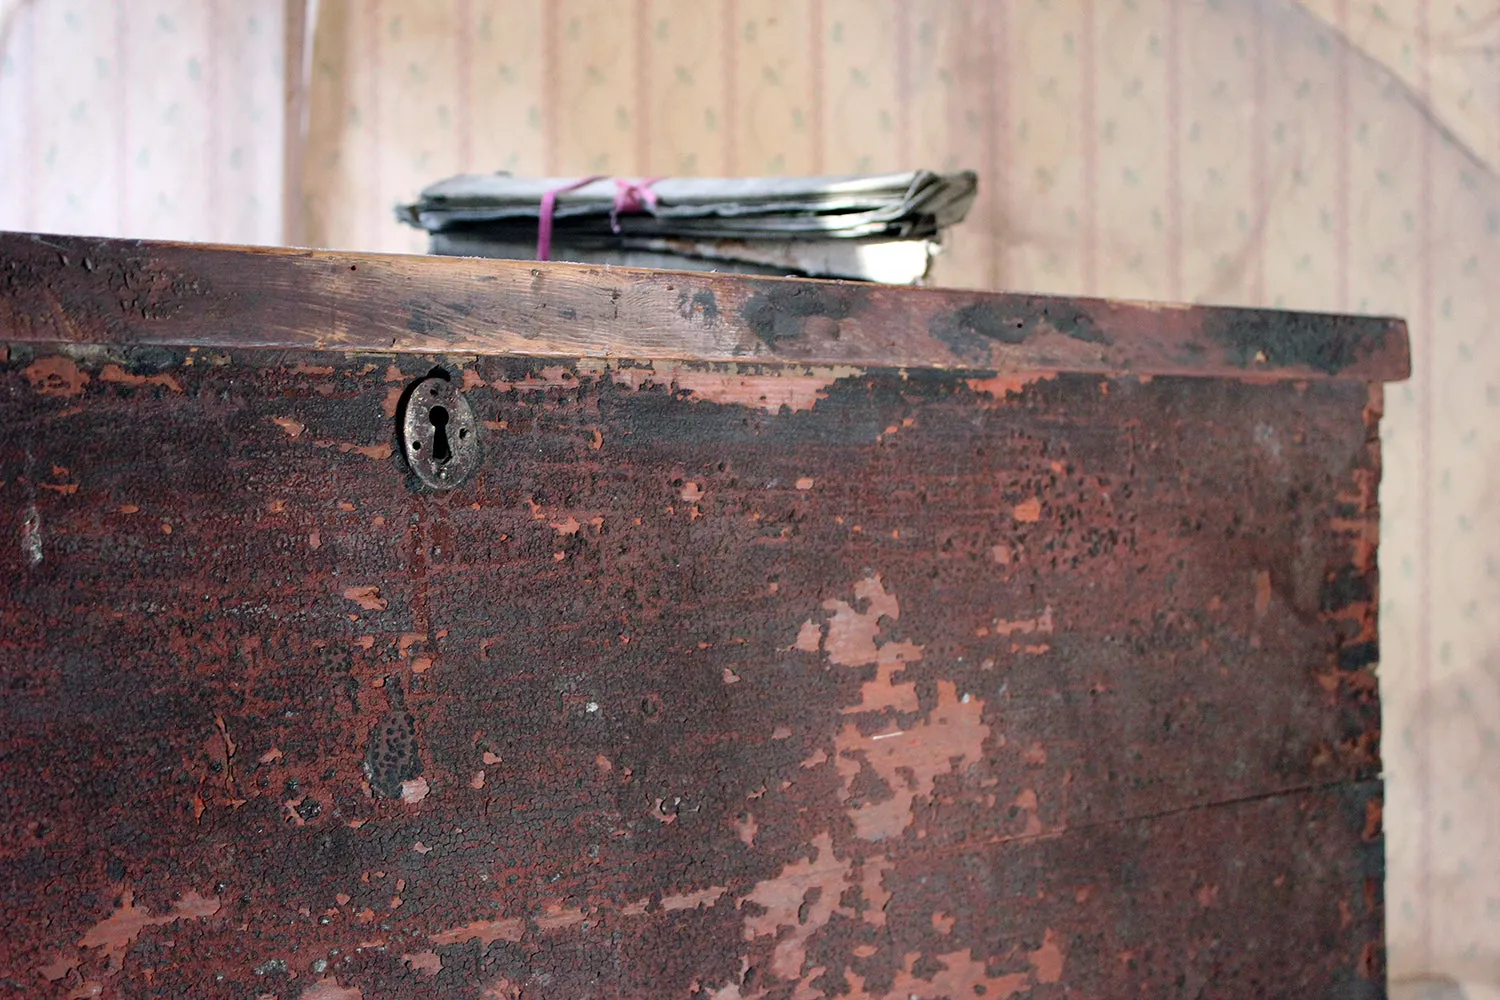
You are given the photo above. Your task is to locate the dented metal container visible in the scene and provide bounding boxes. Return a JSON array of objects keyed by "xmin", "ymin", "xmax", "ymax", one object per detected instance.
[{"xmin": 0, "ymin": 233, "xmax": 1406, "ymax": 998}]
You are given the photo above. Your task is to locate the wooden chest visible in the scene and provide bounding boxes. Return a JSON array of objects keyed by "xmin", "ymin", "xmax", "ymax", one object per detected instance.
[{"xmin": 0, "ymin": 233, "xmax": 1406, "ymax": 998}]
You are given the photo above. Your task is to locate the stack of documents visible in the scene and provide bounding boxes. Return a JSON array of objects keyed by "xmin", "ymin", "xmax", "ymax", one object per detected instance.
[{"xmin": 396, "ymin": 171, "xmax": 978, "ymax": 283}]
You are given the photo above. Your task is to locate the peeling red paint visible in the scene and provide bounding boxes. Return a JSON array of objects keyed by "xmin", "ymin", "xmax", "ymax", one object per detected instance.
[
  {"xmin": 99, "ymin": 364, "xmax": 181, "ymax": 392},
  {"xmin": 734, "ymin": 812, "xmax": 758, "ymax": 847},
  {"xmin": 660, "ymin": 886, "xmax": 728, "ymax": 912},
  {"xmin": 37, "ymin": 953, "xmax": 79, "ymax": 982},
  {"xmin": 399, "ymin": 776, "xmax": 430, "ymax": 803},
  {"xmin": 606, "ymin": 365, "xmax": 861, "ymax": 414},
  {"xmin": 382, "ymin": 384, "xmax": 404, "ymax": 418},
  {"xmin": 23, "ymin": 356, "xmax": 88, "ymax": 396},
  {"xmin": 76, "ymin": 889, "xmax": 220, "ymax": 965},
  {"xmin": 858, "ymin": 854, "xmax": 893, "ymax": 928},
  {"xmin": 0, "ymin": 343, "xmax": 1388, "ymax": 997},
  {"xmin": 991, "ymin": 607, "xmax": 1054, "ymax": 637},
  {"xmin": 740, "ymin": 831, "xmax": 849, "ymax": 980},
  {"xmin": 1030, "ymin": 927, "xmax": 1067, "ymax": 982},
  {"xmin": 342, "ymin": 585, "xmax": 388, "ymax": 611},
  {"xmin": 429, "ymin": 918, "xmax": 525, "ymax": 947},
  {"xmin": 888, "ymin": 949, "xmax": 1030, "ymax": 1000},
  {"xmin": 821, "ymin": 576, "xmax": 900, "ymax": 667},
  {"xmin": 1254, "ymin": 569, "xmax": 1273, "ymax": 617},
  {"xmin": 334, "ymin": 441, "xmax": 394, "ymax": 461},
  {"xmin": 535, "ymin": 902, "xmax": 586, "ymax": 931},
  {"xmin": 836, "ymin": 680, "xmax": 988, "ymax": 841},
  {"xmin": 793, "ymin": 620, "xmax": 823, "ymax": 653},
  {"xmin": 965, "ymin": 371, "xmax": 1057, "ymax": 402}
]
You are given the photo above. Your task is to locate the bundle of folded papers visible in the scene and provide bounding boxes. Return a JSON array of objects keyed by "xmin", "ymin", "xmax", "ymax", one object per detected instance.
[{"xmin": 396, "ymin": 171, "xmax": 979, "ymax": 284}]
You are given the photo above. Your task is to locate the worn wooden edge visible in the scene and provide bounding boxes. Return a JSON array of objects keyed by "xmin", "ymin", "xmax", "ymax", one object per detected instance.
[{"xmin": 0, "ymin": 231, "xmax": 1411, "ymax": 381}]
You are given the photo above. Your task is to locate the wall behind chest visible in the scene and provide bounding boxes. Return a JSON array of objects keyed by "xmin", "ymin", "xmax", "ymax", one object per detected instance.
[
  {"xmin": 1, "ymin": 0, "xmax": 1498, "ymax": 986},
  {"xmin": 0, "ymin": 0, "xmax": 284, "ymax": 244}
]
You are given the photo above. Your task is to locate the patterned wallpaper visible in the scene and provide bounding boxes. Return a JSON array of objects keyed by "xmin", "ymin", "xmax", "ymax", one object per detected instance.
[
  {"xmin": 0, "ymin": 0, "xmax": 284, "ymax": 243},
  {"xmin": 2, "ymin": 0, "xmax": 1500, "ymax": 987}
]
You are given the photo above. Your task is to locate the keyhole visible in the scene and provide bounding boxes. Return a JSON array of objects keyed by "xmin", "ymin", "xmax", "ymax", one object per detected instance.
[{"xmin": 429, "ymin": 405, "xmax": 451, "ymax": 463}]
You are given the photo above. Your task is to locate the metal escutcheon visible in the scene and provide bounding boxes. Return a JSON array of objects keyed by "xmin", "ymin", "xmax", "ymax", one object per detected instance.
[{"xmin": 401, "ymin": 375, "xmax": 479, "ymax": 490}]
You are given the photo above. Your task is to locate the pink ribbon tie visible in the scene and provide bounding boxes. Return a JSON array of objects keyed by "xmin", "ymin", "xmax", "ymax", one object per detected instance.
[
  {"xmin": 610, "ymin": 177, "xmax": 663, "ymax": 234},
  {"xmin": 536, "ymin": 175, "xmax": 604, "ymax": 261},
  {"xmin": 535, "ymin": 176, "xmax": 666, "ymax": 260}
]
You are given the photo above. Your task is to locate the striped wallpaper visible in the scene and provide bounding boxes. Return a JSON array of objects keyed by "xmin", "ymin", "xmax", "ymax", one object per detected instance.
[{"xmin": 1, "ymin": 0, "xmax": 1499, "ymax": 985}]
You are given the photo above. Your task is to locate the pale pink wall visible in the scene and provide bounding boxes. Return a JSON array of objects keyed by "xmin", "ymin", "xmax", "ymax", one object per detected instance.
[
  {"xmin": 2, "ymin": 0, "xmax": 1499, "ymax": 986},
  {"xmin": 0, "ymin": 0, "xmax": 284, "ymax": 243}
]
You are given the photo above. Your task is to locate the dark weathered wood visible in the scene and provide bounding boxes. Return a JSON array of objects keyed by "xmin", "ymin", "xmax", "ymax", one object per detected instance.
[
  {"xmin": 0, "ymin": 231, "xmax": 1410, "ymax": 380},
  {"xmin": 0, "ymin": 345, "xmax": 1383, "ymax": 998}
]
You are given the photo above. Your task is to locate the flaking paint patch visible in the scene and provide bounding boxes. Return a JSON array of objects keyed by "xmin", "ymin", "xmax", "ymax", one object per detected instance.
[
  {"xmin": 821, "ymin": 577, "xmax": 900, "ymax": 667},
  {"xmin": 534, "ymin": 902, "xmax": 586, "ymax": 930},
  {"xmin": 77, "ymin": 889, "xmax": 221, "ymax": 965},
  {"xmin": 1030, "ymin": 928, "xmax": 1067, "ymax": 982},
  {"xmin": 841, "ymin": 639, "xmax": 921, "ymax": 715},
  {"xmin": 966, "ymin": 372, "xmax": 1056, "ymax": 403},
  {"xmin": 740, "ymin": 831, "xmax": 849, "ymax": 980},
  {"xmin": 343, "ymin": 585, "xmax": 388, "ymax": 611},
  {"xmin": 1014, "ymin": 788, "xmax": 1044, "ymax": 837},
  {"xmin": 660, "ymin": 885, "xmax": 729, "ymax": 911},
  {"xmin": 37, "ymin": 953, "xmax": 80, "ymax": 982},
  {"xmin": 401, "ymin": 951, "xmax": 442, "ymax": 976},
  {"xmin": 99, "ymin": 364, "xmax": 182, "ymax": 392},
  {"xmin": 400, "ymin": 776, "xmax": 430, "ymax": 803},
  {"xmin": 479, "ymin": 366, "xmax": 582, "ymax": 391},
  {"xmin": 888, "ymin": 950, "xmax": 1030, "ymax": 1000},
  {"xmin": 706, "ymin": 979, "xmax": 754, "ymax": 1000},
  {"xmin": 605, "ymin": 363, "xmax": 863, "ymax": 414},
  {"xmin": 810, "ymin": 576, "xmax": 991, "ymax": 841},
  {"xmin": 734, "ymin": 812, "xmax": 758, "ymax": 847},
  {"xmin": 858, "ymin": 854, "xmax": 892, "ymax": 928},
  {"xmin": 793, "ymin": 620, "xmax": 822, "ymax": 653},
  {"xmin": 991, "ymin": 607, "xmax": 1054, "ymax": 637},
  {"xmin": 23, "ymin": 356, "xmax": 89, "ymax": 397},
  {"xmin": 724, "ymin": 573, "xmax": 1004, "ymax": 994},
  {"xmin": 1254, "ymin": 570, "xmax": 1273, "ymax": 617},
  {"xmin": 429, "ymin": 917, "xmax": 525, "ymax": 947},
  {"xmin": 835, "ymin": 682, "xmax": 988, "ymax": 841},
  {"xmin": 334, "ymin": 440, "xmax": 393, "ymax": 460},
  {"xmin": 668, "ymin": 372, "xmax": 834, "ymax": 414}
]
